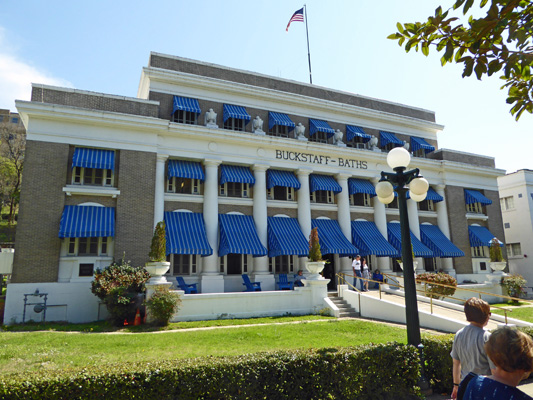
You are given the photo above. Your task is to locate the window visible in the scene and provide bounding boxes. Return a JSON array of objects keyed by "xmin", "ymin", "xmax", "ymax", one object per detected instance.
[
  {"xmin": 506, "ymin": 243, "xmax": 522, "ymax": 257},
  {"xmin": 269, "ymin": 255, "xmax": 295, "ymax": 274},
  {"xmin": 311, "ymin": 190, "xmax": 334, "ymax": 204},
  {"xmin": 172, "ymin": 110, "xmax": 197, "ymax": 125},
  {"xmin": 72, "ymin": 167, "xmax": 113, "ymax": 186},
  {"xmin": 423, "ymin": 258, "xmax": 436, "ymax": 272},
  {"xmin": 500, "ymin": 196, "xmax": 515, "ymax": 211},
  {"xmin": 224, "ymin": 118, "xmax": 245, "ymax": 132},
  {"xmin": 504, "ymin": 223, "xmax": 510, "ymax": 229},
  {"xmin": 471, "ymin": 246, "xmax": 488, "ymax": 258},
  {"xmin": 67, "ymin": 237, "xmax": 111, "ymax": 256},
  {"xmin": 418, "ymin": 199, "xmax": 435, "ymax": 211},
  {"xmin": 219, "ymin": 182, "xmax": 250, "ymax": 198},
  {"xmin": 384, "ymin": 143, "xmax": 400, "ymax": 152},
  {"xmin": 220, "ymin": 254, "xmax": 248, "ymax": 275},
  {"xmin": 466, "ymin": 202, "xmax": 484, "ymax": 214},
  {"xmin": 170, "ymin": 254, "xmax": 197, "ymax": 275},
  {"xmin": 167, "ymin": 177, "xmax": 201, "ymax": 194},
  {"xmin": 413, "ymin": 149, "xmax": 426, "ymax": 158},
  {"xmin": 267, "ymin": 186, "xmax": 295, "ymax": 201},
  {"xmin": 350, "ymin": 193, "xmax": 372, "ymax": 207},
  {"xmin": 269, "ymin": 124, "xmax": 289, "ymax": 138},
  {"xmin": 309, "ymin": 131, "xmax": 329, "ymax": 143},
  {"xmin": 346, "ymin": 136, "xmax": 367, "ymax": 149}
]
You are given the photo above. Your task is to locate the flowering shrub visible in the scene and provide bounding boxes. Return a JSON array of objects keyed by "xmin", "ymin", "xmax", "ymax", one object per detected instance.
[
  {"xmin": 502, "ymin": 274, "xmax": 527, "ymax": 303},
  {"xmin": 146, "ymin": 288, "xmax": 181, "ymax": 326},
  {"xmin": 416, "ymin": 272, "xmax": 457, "ymax": 299}
]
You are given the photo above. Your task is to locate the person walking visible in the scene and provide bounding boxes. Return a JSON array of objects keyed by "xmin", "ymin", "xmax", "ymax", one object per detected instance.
[
  {"xmin": 351, "ymin": 255, "xmax": 363, "ymax": 291},
  {"xmin": 361, "ymin": 258, "xmax": 370, "ymax": 291}
]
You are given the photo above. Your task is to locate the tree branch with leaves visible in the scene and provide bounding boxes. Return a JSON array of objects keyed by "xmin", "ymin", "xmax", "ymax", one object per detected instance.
[{"xmin": 0, "ymin": 122, "xmax": 25, "ymax": 225}]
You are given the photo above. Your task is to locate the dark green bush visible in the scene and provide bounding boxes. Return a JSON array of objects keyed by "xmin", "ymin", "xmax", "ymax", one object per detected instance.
[
  {"xmin": 421, "ymin": 334, "xmax": 454, "ymax": 394},
  {"xmin": 146, "ymin": 288, "xmax": 181, "ymax": 326}
]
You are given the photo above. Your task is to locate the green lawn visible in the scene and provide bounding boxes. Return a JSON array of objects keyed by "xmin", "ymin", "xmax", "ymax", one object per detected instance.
[
  {"xmin": 491, "ymin": 302, "xmax": 533, "ymax": 323},
  {"xmin": 0, "ymin": 318, "xmax": 411, "ymax": 376}
]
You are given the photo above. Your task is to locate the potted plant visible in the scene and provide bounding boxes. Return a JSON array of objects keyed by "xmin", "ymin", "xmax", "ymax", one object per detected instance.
[
  {"xmin": 305, "ymin": 228, "xmax": 326, "ymax": 279},
  {"xmin": 489, "ymin": 237, "xmax": 506, "ymax": 273},
  {"xmin": 145, "ymin": 221, "xmax": 171, "ymax": 283}
]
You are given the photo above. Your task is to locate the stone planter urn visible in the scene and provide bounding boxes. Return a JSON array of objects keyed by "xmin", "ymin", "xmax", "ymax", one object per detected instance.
[
  {"xmin": 490, "ymin": 261, "xmax": 506, "ymax": 274},
  {"xmin": 145, "ymin": 261, "xmax": 170, "ymax": 284},
  {"xmin": 305, "ymin": 260, "xmax": 326, "ymax": 280}
]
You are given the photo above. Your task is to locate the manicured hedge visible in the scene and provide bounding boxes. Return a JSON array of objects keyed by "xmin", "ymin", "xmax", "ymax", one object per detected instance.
[
  {"xmin": 0, "ymin": 343, "xmax": 423, "ymax": 400},
  {"xmin": 422, "ymin": 334, "xmax": 454, "ymax": 393}
]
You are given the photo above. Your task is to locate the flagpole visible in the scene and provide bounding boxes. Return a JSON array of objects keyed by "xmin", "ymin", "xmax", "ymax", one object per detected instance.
[{"xmin": 304, "ymin": 4, "xmax": 312, "ymax": 84}]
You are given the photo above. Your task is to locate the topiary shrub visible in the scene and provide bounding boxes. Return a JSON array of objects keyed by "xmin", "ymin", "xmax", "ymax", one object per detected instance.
[
  {"xmin": 308, "ymin": 227, "xmax": 322, "ymax": 262},
  {"xmin": 502, "ymin": 274, "xmax": 527, "ymax": 303},
  {"xmin": 145, "ymin": 287, "xmax": 181, "ymax": 326},
  {"xmin": 149, "ymin": 221, "xmax": 166, "ymax": 262},
  {"xmin": 91, "ymin": 255, "xmax": 150, "ymax": 326},
  {"xmin": 416, "ymin": 272, "xmax": 457, "ymax": 299},
  {"xmin": 489, "ymin": 237, "xmax": 504, "ymax": 262}
]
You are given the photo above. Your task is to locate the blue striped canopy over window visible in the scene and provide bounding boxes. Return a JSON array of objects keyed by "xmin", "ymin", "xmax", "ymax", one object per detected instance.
[
  {"xmin": 164, "ymin": 211, "xmax": 212, "ymax": 256},
  {"xmin": 379, "ymin": 131, "xmax": 404, "ymax": 148},
  {"xmin": 268, "ymin": 112, "xmax": 295, "ymax": 132},
  {"xmin": 218, "ymin": 214, "xmax": 267, "ymax": 257},
  {"xmin": 72, "ymin": 148, "xmax": 115, "ymax": 171},
  {"xmin": 223, "ymin": 104, "xmax": 251, "ymax": 123},
  {"xmin": 59, "ymin": 205, "xmax": 115, "ymax": 238},
  {"xmin": 464, "ymin": 189, "xmax": 492, "ymax": 205},
  {"xmin": 312, "ymin": 219, "xmax": 359, "ymax": 257},
  {"xmin": 468, "ymin": 225, "xmax": 502, "ymax": 247},
  {"xmin": 346, "ymin": 125, "xmax": 372, "ymax": 142},
  {"xmin": 267, "ymin": 169, "xmax": 301, "ymax": 190},
  {"xmin": 267, "ymin": 216, "xmax": 308, "ymax": 258},
  {"xmin": 172, "ymin": 96, "xmax": 201, "ymax": 114},
  {"xmin": 309, "ymin": 118, "xmax": 335, "ymax": 137},
  {"xmin": 411, "ymin": 137, "xmax": 435, "ymax": 154},
  {"xmin": 167, "ymin": 160, "xmax": 205, "ymax": 180},
  {"xmin": 220, "ymin": 165, "xmax": 255, "ymax": 186},
  {"xmin": 351, "ymin": 221, "xmax": 398, "ymax": 257},
  {"xmin": 419, "ymin": 224, "xmax": 464, "ymax": 258},
  {"xmin": 406, "ymin": 187, "xmax": 443, "ymax": 202},
  {"xmin": 387, "ymin": 223, "xmax": 433, "ymax": 257},
  {"xmin": 309, "ymin": 174, "xmax": 342, "ymax": 194},
  {"xmin": 348, "ymin": 178, "xmax": 376, "ymax": 197}
]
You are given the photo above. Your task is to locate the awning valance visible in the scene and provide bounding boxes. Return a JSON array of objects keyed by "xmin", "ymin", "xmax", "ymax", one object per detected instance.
[
  {"xmin": 312, "ymin": 219, "xmax": 359, "ymax": 257},
  {"xmin": 223, "ymin": 104, "xmax": 251, "ymax": 123},
  {"xmin": 387, "ymin": 223, "xmax": 433, "ymax": 257},
  {"xmin": 351, "ymin": 221, "xmax": 398, "ymax": 257},
  {"xmin": 348, "ymin": 178, "xmax": 376, "ymax": 197},
  {"xmin": 165, "ymin": 211, "xmax": 213, "ymax": 256},
  {"xmin": 464, "ymin": 189, "xmax": 492, "ymax": 205},
  {"xmin": 267, "ymin": 169, "xmax": 301, "ymax": 190},
  {"xmin": 419, "ymin": 224, "xmax": 464, "ymax": 258},
  {"xmin": 309, "ymin": 174, "xmax": 342, "ymax": 194},
  {"xmin": 268, "ymin": 112, "xmax": 295, "ymax": 131},
  {"xmin": 218, "ymin": 214, "xmax": 267, "ymax": 257},
  {"xmin": 468, "ymin": 225, "xmax": 502, "ymax": 247},
  {"xmin": 346, "ymin": 125, "xmax": 371, "ymax": 142},
  {"xmin": 379, "ymin": 131, "xmax": 404, "ymax": 148},
  {"xmin": 411, "ymin": 137, "xmax": 435, "ymax": 154},
  {"xmin": 220, "ymin": 165, "xmax": 255, "ymax": 186},
  {"xmin": 59, "ymin": 205, "xmax": 115, "ymax": 238},
  {"xmin": 309, "ymin": 119, "xmax": 335, "ymax": 137},
  {"xmin": 172, "ymin": 96, "xmax": 201, "ymax": 114},
  {"xmin": 72, "ymin": 148, "xmax": 115, "ymax": 171},
  {"xmin": 267, "ymin": 217, "xmax": 308, "ymax": 257},
  {"xmin": 167, "ymin": 160, "xmax": 205, "ymax": 180}
]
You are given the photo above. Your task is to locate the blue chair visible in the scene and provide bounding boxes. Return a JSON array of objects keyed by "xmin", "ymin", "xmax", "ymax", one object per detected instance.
[
  {"xmin": 242, "ymin": 274, "xmax": 261, "ymax": 292},
  {"xmin": 176, "ymin": 277, "xmax": 198, "ymax": 294},
  {"xmin": 277, "ymin": 274, "xmax": 294, "ymax": 290}
]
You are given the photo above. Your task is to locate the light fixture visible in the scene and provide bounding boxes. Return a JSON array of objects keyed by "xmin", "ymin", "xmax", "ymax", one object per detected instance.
[
  {"xmin": 387, "ymin": 147, "xmax": 411, "ymax": 170},
  {"xmin": 409, "ymin": 191, "xmax": 427, "ymax": 202},
  {"xmin": 376, "ymin": 180, "xmax": 394, "ymax": 198},
  {"xmin": 378, "ymin": 193, "xmax": 395, "ymax": 204},
  {"xmin": 410, "ymin": 177, "xmax": 429, "ymax": 196}
]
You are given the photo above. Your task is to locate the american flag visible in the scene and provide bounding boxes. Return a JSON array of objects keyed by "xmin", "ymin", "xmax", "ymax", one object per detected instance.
[{"xmin": 286, "ymin": 7, "xmax": 304, "ymax": 31}]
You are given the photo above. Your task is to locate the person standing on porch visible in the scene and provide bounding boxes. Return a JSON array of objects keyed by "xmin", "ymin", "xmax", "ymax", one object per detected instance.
[
  {"xmin": 352, "ymin": 255, "xmax": 363, "ymax": 291},
  {"xmin": 361, "ymin": 257, "xmax": 370, "ymax": 291}
]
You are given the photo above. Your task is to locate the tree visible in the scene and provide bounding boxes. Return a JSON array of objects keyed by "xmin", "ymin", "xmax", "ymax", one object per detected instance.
[
  {"xmin": 0, "ymin": 122, "xmax": 25, "ymax": 225},
  {"xmin": 388, "ymin": 0, "xmax": 533, "ymax": 120}
]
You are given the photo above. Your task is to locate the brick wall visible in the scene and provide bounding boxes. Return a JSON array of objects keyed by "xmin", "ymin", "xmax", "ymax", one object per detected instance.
[
  {"xmin": 485, "ymin": 189, "xmax": 507, "ymax": 259},
  {"xmin": 445, "ymin": 186, "xmax": 472, "ymax": 274},
  {"xmin": 164, "ymin": 201, "xmax": 203, "ymax": 213},
  {"xmin": 267, "ymin": 207, "xmax": 297, "ymax": 218},
  {"xmin": 429, "ymin": 149, "xmax": 495, "ymax": 168}
]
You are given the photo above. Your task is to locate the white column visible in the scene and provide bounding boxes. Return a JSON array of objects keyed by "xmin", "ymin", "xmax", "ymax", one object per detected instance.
[
  {"xmin": 154, "ymin": 154, "xmax": 168, "ymax": 228},
  {"xmin": 252, "ymin": 164, "xmax": 274, "ymax": 290},
  {"xmin": 407, "ymin": 198, "xmax": 424, "ymax": 271},
  {"xmin": 435, "ymin": 185, "xmax": 455, "ymax": 272},
  {"xmin": 201, "ymin": 159, "xmax": 224, "ymax": 293},
  {"xmin": 297, "ymin": 168, "xmax": 312, "ymax": 270},
  {"xmin": 336, "ymin": 173, "xmax": 353, "ymax": 275},
  {"xmin": 372, "ymin": 178, "xmax": 391, "ymax": 274}
]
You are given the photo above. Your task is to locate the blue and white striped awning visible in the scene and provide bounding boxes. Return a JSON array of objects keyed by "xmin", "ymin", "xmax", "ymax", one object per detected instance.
[
  {"xmin": 464, "ymin": 189, "xmax": 492, "ymax": 205},
  {"xmin": 220, "ymin": 165, "xmax": 255, "ymax": 186},
  {"xmin": 346, "ymin": 125, "xmax": 372, "ymax": 142},
  {"xmin": 268, "ymin": 112, "xmax": 295, "ymax": 132},
  {"xmin": 348, "ymin": 178, "xmax": 376, "ymax": 197},
  {"xmin": 379, "ymin": 131, "xmax": 404, "ymax": 148},
  {"xmin": 172, "ymin": 96, "xmax": 201, "ymax": 115},
  {"xmin": 267, "ymin": 216, "xmax": 308, "ymax": 258},
  {"xmin": 351, "ymin": 221, "xmax": 398, "ymax": 257},
  {"xmin": 420, "ymin": 224, "xmax": 464, "ymax": 258},
  {"xmin": 223, "ymin": 104, "xmax": 251, "ymax": 123},
  {"xmin": 468, "ymin": 225, "xmax": 502, "ymax": 247},
  {"xmin": 309, "ymin": 174, "xmax": 342, "ymax": 194},
  {"xmin": 218, "ymin": 214, "xmax": 267, "ymax": 257},
  {"xmin": 167, "ymin": 160, "xmax": 205, "ymax": 181},
  {"xmin": 165, "ymin": 212, "xmax": 213, "ymax": 256},
  {"xmin": 312, "ymin": 219, "xmax": 359, "ymax": 257},
  {"xmin": 267, "ymin": 169, "xmax": 301, "ymax": 190},
  {"xmin": 59, "ymin": 205, "xmax": 115, "ymax": 238},
  {"xmin": 411, "ymin": 137, "xmax": 435, "ymax": 154},
  {"xmin": 406, "ymin": 187, "xmax": 443, "ymax": 202},
  {"xmin": 309, "ymin": 119, "xmax": 335, "ymax": 137},
  {"xmin": 387, "ymin": 223, "xmax": 433, "ymax": 257},
  {"xmin": 72, "ymin": 148, "xmax": 115, "ymax": 171}
]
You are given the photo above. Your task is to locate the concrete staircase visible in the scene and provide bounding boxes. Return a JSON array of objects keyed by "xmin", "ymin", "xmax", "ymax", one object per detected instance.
[{"xmin": 328, "ymin": 292, "xmax": 359, "ymax": 318}]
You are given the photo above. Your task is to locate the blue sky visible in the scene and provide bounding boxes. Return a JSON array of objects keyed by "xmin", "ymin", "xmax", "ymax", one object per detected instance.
[{"xmin": 1, "ymin": 0, "xmax": 532, "ymax": 174}]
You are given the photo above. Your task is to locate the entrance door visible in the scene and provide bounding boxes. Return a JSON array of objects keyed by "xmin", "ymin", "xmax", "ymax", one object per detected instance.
[{"xmin": 322, "ymin": 254, "xmax": 336, "ymax": 290}]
